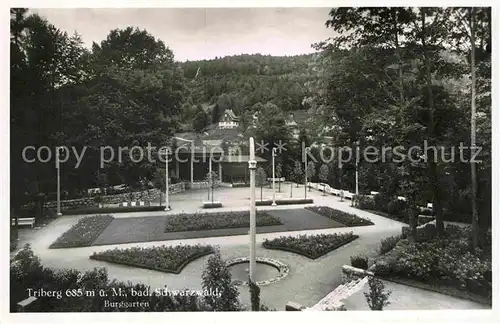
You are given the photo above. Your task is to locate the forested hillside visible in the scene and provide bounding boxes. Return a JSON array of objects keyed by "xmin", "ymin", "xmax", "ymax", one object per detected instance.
[{"xmin": 177, "ymin": 53, "xmax": 320, "ymax": 130}]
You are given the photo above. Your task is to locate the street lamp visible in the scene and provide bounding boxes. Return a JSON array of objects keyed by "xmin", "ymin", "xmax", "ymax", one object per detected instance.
[
  {"xmin": 56, "ymin": 147, "xmax": 63, "ymax": 216},
  {"xmin": 164, "ymin": 147, "xmax": 170, "ymax": 211},
  {"xmin": 304, "ymin": 146, "xmax": 309, "ymax": 199},
  {"xmin": 354, "ymin": 140, "xmax": 360, "ymax": 207},
  {"xmin": 339, "ymin": 162, "xmax": 344, "ymax": 202},
  {"xmin": 272, "ymin": 147, "xmax": 277, "ymax": 206}
]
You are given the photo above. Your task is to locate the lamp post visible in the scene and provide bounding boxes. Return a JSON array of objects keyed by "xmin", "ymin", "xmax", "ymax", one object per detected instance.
[
  {"xmin": 272, "ymin": 147, "xmax": 277, "ymax": 206},
  {"xmin": 56, "ymin": 147, "xmax": 62, "ymax": 216},
  {"xmin": 165, "ymin": 147, "xmax": 170, "ymax": 211},
  {"xmin": 304, "ymin": 147, "xmax": 308, "ymax": 199},
  {"xmin": 354, "ymin": 141, "xmax": 359, "ymax": 207},
  {"xmin": 339, "ymin": 162, "xmax": 344, "ymax": 202},
  {"xmin": 248, "ymin": 137, "xmax": 257, "ymax": 281}
]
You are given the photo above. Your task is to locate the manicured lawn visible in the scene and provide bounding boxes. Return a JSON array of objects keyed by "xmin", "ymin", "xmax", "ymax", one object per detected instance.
[
  {"xmin": 50, "ymin": 215, "xmax": 114, "ymax": 249},
  {"xmin": 164, "ymin": 211, "xmax": 282, "ymax": 232},
  {"xmin": 262, "ymin": 232, "xmax": 358, "ymax": 259},
  {"xmin": 90, "ymin": 244, "xmax": 214, "ymax": 274},
  {"xmin": 306, "ymin": 206, "xmax": 374, "ymax": 226}
]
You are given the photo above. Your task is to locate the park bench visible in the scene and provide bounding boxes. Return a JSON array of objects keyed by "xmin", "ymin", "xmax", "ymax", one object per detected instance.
[{"xmin": 11, "ymin": 217, "xmax": 35, "ymax": 228}]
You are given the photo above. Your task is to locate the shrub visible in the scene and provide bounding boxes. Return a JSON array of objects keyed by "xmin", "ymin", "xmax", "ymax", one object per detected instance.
[
  {"xmin": 373, "ymin": 194, "xmax": 390, "ymax": 213},
  {"xmin": 350, "ymin": 254, "xmax": 368, "ymax": 270},
  {"xmin": 201, "ymin": 250, "xmax": 242, "ymax": 311},
  {"xmin": 49, "ymin": 215, "xmax": 114, "ymax": 248},
  {"xmin": 358, "ymin": 195, "xmax": 376, "ymax": 210},
  {"xmin": 164, "ymin": 211, "xmax": 282, "ymax": 232},
  {"xmin": 263, "ymin": 232, "xmax": 358, "ymax": 259},
  {"xmin": 364, "ymin": 276, "xmax": 391, "ymax": 310},
  {"xmin": 401, "ymin": 223, "xmax": 437, "ymax": 242},
  {"xmin": 306, "ymin": 206, "xmax": 374, "ymax": 226},
  {"xmin": 379, "ymin": 236, "xmax": 401, "ymax": 255},
  {"xmin": 387, "ymin": 199, "xmax": 408, "ymax": 217},
  {"xmin": 89, "ymin": 244, "xmax": 214, "ymax": 274}
]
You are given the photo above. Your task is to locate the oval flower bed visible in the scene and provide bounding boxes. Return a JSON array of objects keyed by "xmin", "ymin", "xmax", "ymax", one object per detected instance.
[
  {"xmin": 306, "ymin": 206, "xmax": 374, "ymax": 226},
  {"xmin": 263, "ymin": 232, "xmax": 359, "ymax": 259},
  {"xmin": 90, "ymin": 244, "xmax": 214, "ymax": 274},
  {"xmin": 49, "ymin": 215, "xmax": 114, "ymax": 249},
  {"xmin": 164, "ymin": 211, "xmax": 282, "ymax": 232}
]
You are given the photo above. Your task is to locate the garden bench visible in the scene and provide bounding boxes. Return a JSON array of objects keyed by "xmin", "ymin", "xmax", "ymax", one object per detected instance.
[
  {"xmin": 344, "ymin": 192, "xmax": 354, "ymax": 200},
  {"xmin": 11, "ymin": 217, "xmax": 35, "ymax": 228}
]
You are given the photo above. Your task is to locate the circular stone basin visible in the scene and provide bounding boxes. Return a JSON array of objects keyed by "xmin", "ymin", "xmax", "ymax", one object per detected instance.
[
  {"xmin": 230, "ymin": 262, "xmax": 279, "ymax": 283},
  {"xmin": 226, "ymin": 257, "xmax": 290, "ymax": 286}
]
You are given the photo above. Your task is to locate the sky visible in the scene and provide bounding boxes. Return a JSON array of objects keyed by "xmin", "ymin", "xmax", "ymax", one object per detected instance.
[{"xmin": 31, "ymin": 8, "xmax": 335, "ymax": 61}]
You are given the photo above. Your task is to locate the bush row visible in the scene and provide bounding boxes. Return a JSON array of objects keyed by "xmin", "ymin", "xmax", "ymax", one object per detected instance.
[{"xmin": 164, "ymin": 211, "xmax": 282, "ymax": 232}]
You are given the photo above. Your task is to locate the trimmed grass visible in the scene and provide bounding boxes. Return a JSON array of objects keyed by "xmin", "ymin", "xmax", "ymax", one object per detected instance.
[
  {"xmin": 306, "ymin": 206, "xmax": 374, "ymax": 226},
  {"xmin": 89, "ymin": 244, "xmax": 214, "ymax": 274},
  {"xmin": 63, "ymin": 205, "xmax": 164, "ymax": 215},
  {"xmin": 262, "ymin": 232, "xmax": 359, "ymax": 259},
  {"xmin": 164, "ymin": 211, "xmax": 282, "ymax": 232},
  {"xmin": 50, "ymin": 215, "xmax": 114, "ymax": 249}
]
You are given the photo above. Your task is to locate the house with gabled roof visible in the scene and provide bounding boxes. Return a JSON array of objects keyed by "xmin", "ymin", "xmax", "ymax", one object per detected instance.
[{"xmin": 218, "ymin": 109, "xmax": 240, "ymax": 129}]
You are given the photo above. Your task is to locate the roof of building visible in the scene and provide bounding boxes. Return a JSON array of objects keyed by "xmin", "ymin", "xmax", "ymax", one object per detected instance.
[
  {"xmin": 223, "ymin": 109, "xmax": 240, "ymax": 121},
  {"xmin": 221, "ymin": 155, "xmax": 267, "ymax": 163}
]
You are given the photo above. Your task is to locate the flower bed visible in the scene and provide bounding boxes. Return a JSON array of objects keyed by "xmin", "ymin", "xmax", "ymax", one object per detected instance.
[
  {"xmin": 305, "ymin": 206, "xmax": 374, "ymax": 226},
  {"xmin": 50, "ymin": 215, "xmax": 114, "ymax": 249},
  {"xmin": 164, "ymin": 211, "xmax": 282, "ymax": 232},
  {"xmin": 63, "ymin": 205, "xmax": 164, "ymax": 215},
  {"xmin": 262, "ymin": 232, "xmax": 358, "ymax": 259},
  {"xmin": 89, "ymin": 244, "xmax": 214, "ymax": 274},
  {"xmin": 372, "ymin": 226, "xmax": 492, "ymax": 300}
]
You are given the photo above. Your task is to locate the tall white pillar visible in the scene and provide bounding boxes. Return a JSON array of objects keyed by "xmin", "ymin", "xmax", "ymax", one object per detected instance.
[
  {"xmin": 218, "ymin": 163, "xmax": 222, "ymax": 182},
  {"xmin": 248, "ymin": 137, "xmax": 257, "ymax": 281},
  {"xmin": 304, "ymin": 146, "xmax": 308, "ymax": 199}
]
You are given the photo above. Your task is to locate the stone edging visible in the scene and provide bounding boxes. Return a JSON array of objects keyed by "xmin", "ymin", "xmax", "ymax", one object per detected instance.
[{"xmin": 227, "ymin": 257, "xmax": 290, "ymax": 286}]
